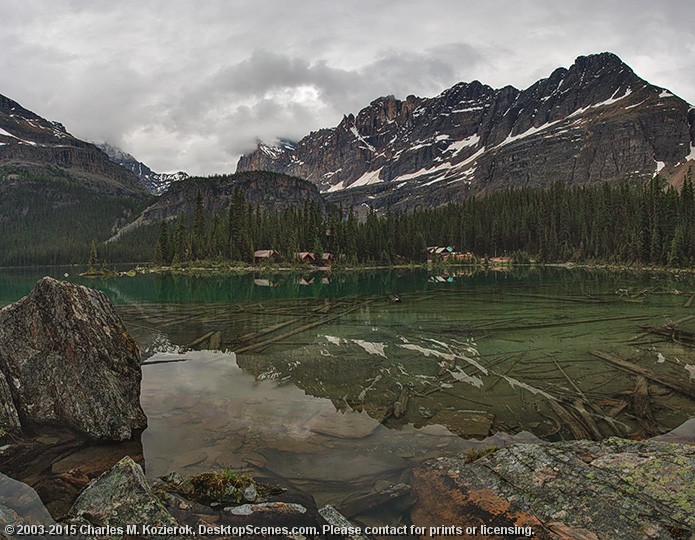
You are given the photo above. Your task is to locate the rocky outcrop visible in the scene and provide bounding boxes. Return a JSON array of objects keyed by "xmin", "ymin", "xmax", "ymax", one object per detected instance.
[
  {"xmin": 0, "ymin": 471, "xmax": 57, "ymax": 533},
  {"xmin": 410, "ymin": 437, "xmax": 694, "ymax": 539},
  {"xmin": 0, "ymin": 277, "xmax": 147, "ymax": 440},
  {"xmin": 0, "ymin": 371, "xmax": 21, "ymax": 433},
  {"xmin": 238, "ymin": 52, "xmax": 695, "ymax": 212}
]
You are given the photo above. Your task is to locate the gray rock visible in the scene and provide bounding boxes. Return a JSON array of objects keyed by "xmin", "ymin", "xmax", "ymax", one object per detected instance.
[
  {"xmin": 243, "ymin": 483, "xmax": 257, "ymax": 502},
  {"xmin": 224, "ymin": 502, "xmax": 307, "ymax": 516},
  {"xmin": 319, "ymin": 505, "xmax": 370, "ymax": 540},
  {"xmin": 68, "ymin": 456, "xmax": 178, "ymax": 529},
  {"xmin": 0, "ymin": 371, "xmax": 20, "ymax": 434},
  {"xmin": 0, "ymin": 277, "xmax": 147, "ymax": 440},
  {"xmin": 0, "ymin": 472, "xmax": 55, "ymax": 528},
  {"xmin": 410, "ymin": 437, "xmax": 695, "ymax": 540}
]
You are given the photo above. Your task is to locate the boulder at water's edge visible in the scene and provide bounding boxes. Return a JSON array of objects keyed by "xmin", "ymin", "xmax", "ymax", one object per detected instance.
[{"xmin": 0, "ymin": 277, "xmax": 147, "ymax": 440}]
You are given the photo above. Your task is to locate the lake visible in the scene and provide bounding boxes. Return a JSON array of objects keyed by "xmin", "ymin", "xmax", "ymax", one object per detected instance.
[{"xmin": 1, "ymin": 265, "xmax": 694, "ymax": 524}]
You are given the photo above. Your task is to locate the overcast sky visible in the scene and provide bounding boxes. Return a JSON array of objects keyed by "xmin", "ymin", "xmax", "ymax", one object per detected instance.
[{"xmin": 2, "ymin": 0, "xmax": 693, "ymax": 175}]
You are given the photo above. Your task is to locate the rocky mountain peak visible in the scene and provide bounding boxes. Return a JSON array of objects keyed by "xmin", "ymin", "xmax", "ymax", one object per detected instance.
[
  {"xmin": 573, "ymin": 51, "xmax": 629, "ymax": 75},
  {"xmin": 237, "ymin": 52, "xmax": 694, "ymax": 210}
]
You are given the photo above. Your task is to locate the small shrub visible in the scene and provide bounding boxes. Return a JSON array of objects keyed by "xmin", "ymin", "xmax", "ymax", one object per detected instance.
[{"xmin": 464, "ymin": 446, "xmax": 499, "ymax": 464}]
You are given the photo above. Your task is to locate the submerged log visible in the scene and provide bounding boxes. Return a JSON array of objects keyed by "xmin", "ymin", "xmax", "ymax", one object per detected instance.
[
  {"xmin": 590, "ymin": 350, "xmax": 695, "ymax": 399},
  {"xmin": 236, "ymin": 300, "xmax": 374, "ymax": 354},
  {"xmin": 631, "ymin": 376, "xmax": 661, "ymax": 437},
  {"xmin": 486, "ymin": 353, "xmax": 525, "ymax": 392},
  {"xmin": 546, "ymin": 399, "xmax": 593, "ymax": 440},
  {"xmin": 141, "ymin": 357, "xmax": 191, "ymax": 366},
  {"xmin": 209, "ymin": 330, "xmax": 222, "ymax": 350},
  {"xmin": 640, "ymin": 325, "xmax": 695, "ymax": 347},
  {"xmin": 507, "ymin": 293, "xmax": 606, "ymax": 304},
  {"xmin": 392, "ymin": 386, "xmax": 410, "ymax": 419},
  {"xmin": 185, "ymin": 331, "xmax": 215, "ymax": 349},
  {"xmin": 553, "ymin": 359, "xmax": 619, "ymax": 436},
  {"xmin": 484, "ymin": 314, "xmax": 649, "ymax": 333},
  {"xmin": 572, "ymin": 399, "xmax": 603, "ymax": 440}
]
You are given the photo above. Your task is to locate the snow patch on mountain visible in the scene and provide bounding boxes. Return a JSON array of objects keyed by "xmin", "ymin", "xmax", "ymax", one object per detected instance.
[
  {"xmin": 350, "ymin": 126, "xmax": 375, "ymax": 152},
  {"xmin": 448, "ymin": 134, "xmax": 480, "ymax": 155},
  {"xmin": 350, "ymin": 168, "xmax": 383, "ymax": 188},
  {"xmin": 0, "ymin": 126, "xmax": 17, "ymax": 139}
]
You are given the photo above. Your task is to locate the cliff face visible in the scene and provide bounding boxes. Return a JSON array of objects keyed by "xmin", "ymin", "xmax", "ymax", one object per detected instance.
[
  {"xmin": 0, "ymin": 94, "xmax": 146, "ymax": 197},
  {"xmin": 238, "ymin": 53, "xmax": 695, "ymax": 211}
]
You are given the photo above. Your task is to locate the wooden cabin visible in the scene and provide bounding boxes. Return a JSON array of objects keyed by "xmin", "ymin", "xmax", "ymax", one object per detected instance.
[
  {"xmin": 426, "ymin": 246, "xmax": 455, "ymax": 261},
  {"xmin": 254, "ymin": 250, "xmax": 281, "ymax": 263},
  {"xmin": 296, "ymin": 252, "xmax": 316, "ymax": 264},
  {"xmin": 321, "ymin": 253, "xmax": 333, "ymax": 266}
]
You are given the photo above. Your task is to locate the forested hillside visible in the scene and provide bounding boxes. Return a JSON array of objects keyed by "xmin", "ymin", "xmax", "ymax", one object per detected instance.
[
  {"xmin": 0, "ymin": 166, "xmax": 151, "ymax": 266},
  {"xmin": 144, "ymin": 174, "xmax": 695, "ymax": 267}
]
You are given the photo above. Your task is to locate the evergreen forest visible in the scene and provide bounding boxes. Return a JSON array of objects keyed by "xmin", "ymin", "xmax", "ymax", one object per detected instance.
[{"xmin": 145, "ymin": 175, "xmax": 695, "ymax": 268}]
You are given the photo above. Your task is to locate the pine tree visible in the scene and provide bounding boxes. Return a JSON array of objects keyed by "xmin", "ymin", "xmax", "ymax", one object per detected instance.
[
  {"xmin": 87, "ymin": 240, "xmax": 98, "ymax": 271},
  {"xmin": 668, "ymin": 226, "xmax": 685, "ymax": 266}
]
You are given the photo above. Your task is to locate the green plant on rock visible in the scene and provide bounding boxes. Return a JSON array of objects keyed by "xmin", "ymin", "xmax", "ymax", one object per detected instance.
[
  {"xmin": 188, "ymin": 469, "xmax": 253, "ymax": 505},
  {"xmin": 464, "ymin": 446, "xmax": 499, "ymax": 464}
]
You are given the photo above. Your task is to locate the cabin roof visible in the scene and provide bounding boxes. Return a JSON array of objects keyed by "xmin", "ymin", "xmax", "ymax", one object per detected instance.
[{"xmin": 254, "ymin": 250, "xmax": 276, "ymax": 258}]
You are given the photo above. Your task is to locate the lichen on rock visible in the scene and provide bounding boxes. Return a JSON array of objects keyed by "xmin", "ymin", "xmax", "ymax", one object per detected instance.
[
  {"xmin": 67, "ymin": 456, "xmax": 178, "ymax": 530},
  {"xmin": 0, "ymin": 277, "xmax": 147, "ymax": 440},
  {"xmin": 410, "ymin": 437, "xmax": 695, "ymax": 540}
]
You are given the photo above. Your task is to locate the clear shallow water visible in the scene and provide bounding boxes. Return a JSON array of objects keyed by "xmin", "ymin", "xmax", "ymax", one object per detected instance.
[{"xmin": 1, "ymin": 266, "xmax": 694, "ymax": 520}]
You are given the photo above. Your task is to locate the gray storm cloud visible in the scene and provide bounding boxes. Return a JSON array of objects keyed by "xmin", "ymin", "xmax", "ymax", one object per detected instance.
[{"xmin": 1, "ymin": 0, "xmax": 693, "ymax": 175}]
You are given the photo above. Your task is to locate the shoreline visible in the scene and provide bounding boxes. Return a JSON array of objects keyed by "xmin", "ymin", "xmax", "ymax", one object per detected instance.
[
  {"xmin": 2, "ymin": 260, "xmax": 695, "ymax": 277},
  {"xmin": 125, "ymin": 260, "xmax": 695, "ymax": 277}
]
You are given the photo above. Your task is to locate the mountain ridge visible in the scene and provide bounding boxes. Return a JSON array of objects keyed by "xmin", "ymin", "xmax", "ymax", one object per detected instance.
[
  {"xmin": 96, "ymin": 142, "xmax": 189, "ymax": 195},
  {"xmin": 0, "ymin": 93, "xmax": 147, "ymax": 197},
  {"xmin": 237, "ymin": 52, "xmax": 695, "ymax": 210}
]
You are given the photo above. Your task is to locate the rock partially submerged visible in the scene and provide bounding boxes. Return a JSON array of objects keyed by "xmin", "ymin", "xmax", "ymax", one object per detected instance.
[
  {"xmin": 0, "ymin": 277, "xmax": 147, "ymax": 440},
  {"xmin": 410, "ymin": 437, "xmax": 694, "ymax": 540}
]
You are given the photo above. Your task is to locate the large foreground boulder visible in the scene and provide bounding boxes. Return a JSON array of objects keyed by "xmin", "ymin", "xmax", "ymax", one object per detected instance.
[
  {"xmin": 410, "ymin": 438, "xmax": 694, "ymax": 540},
  {"xmin": 0, "ymin": 277, "xmax": 147, "ymax": 440}
]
